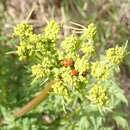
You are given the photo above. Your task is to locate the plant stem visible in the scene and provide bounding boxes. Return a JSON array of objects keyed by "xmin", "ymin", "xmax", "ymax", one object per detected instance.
[{"xmin": 15, "ymin": 80, "xmax": 57, "ymax": 118}]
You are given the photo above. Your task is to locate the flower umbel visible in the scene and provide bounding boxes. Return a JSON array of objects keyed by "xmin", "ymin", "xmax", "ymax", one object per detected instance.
[
  {"xmin": 89, "ymin": 84, "xmax": 109, "ymax": 106},
  {"xmin": 81, "ymin": 23, "xmax": 97, "ymax": 41},
  {"xmin": 14, "ymin": 22, "xmax": 33, "ymax": 39},
  {"xmin": 31, "ymin": 64, "xmax": 50, "ymax": 79},
  {"xmin": 61, "ymin": 34, "xmax": 79, "ymax": 53},
  {"xmin": 52, "ymin": 81, "xmax": 71, "ymax": 102},
  {"xmin": 81, "ymin": 43, "xmax": 95, "ymax": 56},
  {"xmin": 44, "ymin": 20, "xmax": 60, "ymax": 43},
  {"xmin": 91, "ymin": 61, "xmax": 111, "ymax": 80},
  {"xmin": 106, "ymin": 46, "xmax": 126, "ymax": 65},
  {"xmin": 75, "ymin": 55, "xmax": 90, "ymax": 74}
]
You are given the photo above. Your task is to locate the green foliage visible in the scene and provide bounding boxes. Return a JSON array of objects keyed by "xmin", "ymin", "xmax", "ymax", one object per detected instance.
[
  {"xmin": 0, "ymin": 0, "xmax": 129, "ymax": 129},
  {"xmin": 0, "ymin": 38, "xmax": 27, "ymax": 107},
  {"xmin": 114, "ymin": 115, "xmax": 129, "ymax": 130}
]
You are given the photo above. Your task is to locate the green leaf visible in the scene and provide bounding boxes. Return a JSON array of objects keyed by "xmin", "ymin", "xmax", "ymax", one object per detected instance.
[
  {"xmin": 0, "ymin": 106, "xmax": 15, "ymax": 123},
  {"xmin": 113, "ymin": 115, "xmax": 130, "ymax": 130},
  {"xmin": 79, "ymin": 116, "xmax": 90, "ymax": 130},
  {"xmin": 0, "ymin": 35, "xmax": 7, "ymax": 41},
  {"xmin": 109, "ymin": 82, "xmax": 128, "ymax": 105},
  {"xmin": 99, "ymin": 127, "xmax": 113, "ymax": 130},
  {"xmin": 22, "ymin": 118, "xmax": 31, "ymax": 130},
  {"xmin": 89, "ymin": 115, "xmax": 104, "ymax": 130}
]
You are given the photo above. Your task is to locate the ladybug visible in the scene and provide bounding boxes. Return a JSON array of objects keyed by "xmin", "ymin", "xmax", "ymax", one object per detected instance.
[
  {"xmin": 71, "ymin": 69, "xmax": 78, "ymax": 76},
  {"xmin": 63, "ymin": 58, "xmax": 74, "ymax": 67}
]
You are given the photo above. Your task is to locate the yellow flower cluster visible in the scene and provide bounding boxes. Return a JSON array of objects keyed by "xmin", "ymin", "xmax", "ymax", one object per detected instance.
[
  {"xmin": 61, "ymin": 34, "xmax": 79, "ymax": 53},
  {"xmin": 42, "ymin": 56, "xmax": 56, "ymax": 68},
  {"xmin": 44, "ymin": 20, "xmax": 60, "ymax": 43},
  {"xmin": 89, "ymin": 85, "xmax": 109, "ymax": 106},
  {"xmin": 60, "ymin": 67, "xmax": 78, "ymax": 86},
  {"xmin": 14, "ymin": 20, "xmax": 60, "ymax": 62},
  {"xmin": 14, "ymin": 22, "xmax": 33, "ymax": 39},
  {"xmin": 81, "ymin": 23, "xmax": 97, "ymax": 41},
  {"xmin": 59, "ymin": 67, "xmax": 88, "ymax": 87},
  {"xmin": 31, "ymin": 64, "xmax": 50, "ymax": 79},
  {"xmin": 17, "ymin": 41, "xmax": 35, "ymax": 61},
  {"xmin": 17, "ymin": 42, "xmax": 28, "ymax": 61},
  {"xmin": 28, "ymin": 33, "xmax": 39, "ymax": 42},
  {"xmin": 52, "ymin": 81, "xmax": 71, "ymax": 102},
  {"xmin": 75, "ymin": 55, "xmax": 90, "ymax": 74},
  {"xmin": 81, "ymin": 43, "xmax": 95, "ymax": 56},
  {"xmin": 91, "ymin": 61, "xmax": 111, "ymax": 80},
  {"xmin": 14, "ymin": 20, "xmax": 128, "ymax": 110},
  {"xmin": 106, "ymin": 46, "xmax": 126, "ymax": 65}
]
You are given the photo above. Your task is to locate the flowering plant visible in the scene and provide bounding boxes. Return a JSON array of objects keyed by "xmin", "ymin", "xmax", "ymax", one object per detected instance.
[{"xmin": 3, "ymin": 20, "xmax": 128, "ymax": 130}]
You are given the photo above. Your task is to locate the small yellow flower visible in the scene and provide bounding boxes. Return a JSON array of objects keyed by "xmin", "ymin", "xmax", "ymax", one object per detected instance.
[
  {"xmin": 17, "ymin": 42, "xmax": 35, "ymax": 60},
  {"xmin": 17, "ymin": 42, "xmax": 28, "ymax": 61},
  {"xmin": 89, "ymin": 84, "xmax": 109, "ymax": 106},
  {"xmin": 42, "ymin": 56, "xmax": 56, "ymax": 68},
  {"xmin": 52, "ymin": 81, "xmax": 71, "ymax": 102},
  {"xmin": 81, "ymin": 23, "xmax": 97, "ymax": 41},
  {"xmin": 14, "ymin": 22, "xmax": 33, "ymax": 38},
  {"xmin": 31, "ymin": 64, "xmax": 50, "ymax": 79},
  {"xmin": 44, "ymin": 20, "xmax": 60, "ymax": 43},
  {"xmin": 91, "ymin": 61, "xmax": 111, "ymax": 80},
  {"xmin": 75, "ymin": 56, "xmax": 90, "ymax": 74},
  {"xmin": 60, "ymin": 67, "xmax": 79, "ymax": 87},
  {"xmin": 61, "ymin": 34, "xmax": 79, "ymax": 52},
  {"xmin": 106, "ymin": 46, "xmax": 126, "ymax": 65},
  {"xmin": 81, "ymin": 43, "xmax": 95, "ymax": 56}
]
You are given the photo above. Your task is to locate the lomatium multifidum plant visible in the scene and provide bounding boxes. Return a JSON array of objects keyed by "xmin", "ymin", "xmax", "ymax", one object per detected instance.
[{"xmin": 10, "ymin": 20, "xmax": 129, "ymax": 130}]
